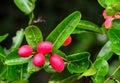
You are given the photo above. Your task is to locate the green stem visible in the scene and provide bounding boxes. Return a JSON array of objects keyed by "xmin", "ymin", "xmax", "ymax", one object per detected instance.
[
  {"xmin": 104, "ymin": 65, "xmax": 120, "ymax": 83},
  {"xmin": 20, "ymin": 65, "xmax": 23, "ymax": 81},
  {"xmin": 28, "ymin": 12, "xmax": 34, "ymax": 25}
]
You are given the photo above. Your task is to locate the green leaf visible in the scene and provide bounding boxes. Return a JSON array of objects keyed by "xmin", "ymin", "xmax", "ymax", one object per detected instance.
[
  {"xmin": 0, "ymin": 46, "xmax": 5, "ymax": 60},
  {"xmin": 0, "ymin": 33, "xmax": 8, "ymax": 43},
  {"xmin": 97, "ymin": 41, "xmax": 113, "ymax": 61},
  {"xmin": 72, "ymin": 28, "xmax": 85, "ymax": 34},
  {"xmin": 106, "ymin": 1, "xmax": 120, "ymax": 16},
  {"xmin": 105, "ymin": 0, "xmax": 120, "ymax": 6},
  {"xmin": 92, "ymin": 58, "xmax": 109, "ymax": 83},
  {"xmin": 14, "ymin": 0, "xmax": 36, "ymax": 14},
  {"xmin": 46, "ymin": 11, "xmax": 81, "ymax": 50},
  {"xmin": 76, "ymin": 20, "xmax": 103, "ymax": 34},
  {"xmin": 9, "ymin": 29, "xmax": 24, "ymax": 52},
  {"xmin": 27, "ymin": 59, "xmax": 42, "ymax": 74},
  {"xmin": 98, "ymin": 0, "xmax": 106, "ymax": 8},
  {"xmin": 106, "ymin": 6, "xmax": 117, "ymax": 16},
  {"xmin": 112, "ymin": 19, "xmax": 120, "ymax": 30},
  {"xmin": 5, "ymin": 65, "xmax": 20, "ymax": 81},
  {"xmin": 49, "ymin": 69, "xmax": 79, "ymax": 83},
  {"xmin": 25, "ymin": 25, "xmax": 43, "ymax": 49},
  {"xmin": 78, "ymin": 63, "xmax": 96, "ymax": 79},
  {"xmin": 43, "ymin": 54, "xmax": 56, "ymax": 73},
  {"xmin": 107, "ymin": 61, "xmax": 120, "ymax": 82},
  {"xmin": 67, "ymin": 52, "xmax": 90, "ymax": 73},
  {"xmin": 67, "ymin": 52, "xmax": 90, "ymax": 62},
  {"xmin": 5, "ymin": 50, "xmax": 32, "ymax": 65},
  {"xmin": 108, "ymin": 29, "xmax": 120, "ymax": 56},
  {"xmin": 52, "ymin": 49, "xmax": 67, "ymax": 61},
  {"xmin": 12, "ymin": 80, "xmax": 28, "ymax": 83},
  {"xmin": 0, "ymin": 63, "xmax": 6, "ymax": 77}
]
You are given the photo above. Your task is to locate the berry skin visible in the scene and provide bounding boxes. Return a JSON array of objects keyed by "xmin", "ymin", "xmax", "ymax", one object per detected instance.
[
  {"xmin": 33, "ymin": 53, "xmax": 45, "ymax": 66},
  {"xmin": 50, "ymin": 54, "xmax": 64, "ymax": 72},
  {"xmin": 37, "ymin": 41, "xmax": 53, "ymax": 54},
  {"xmin": 104, "ymin": 17, "xmax": 113, "ymax": 29},
  {"xmin": 62, "ymin": 36, "xmax": 72, "ymax": 46},
  {"xmin": 18, "ymin": 45, "xmax": 33, "ymax": 57}
]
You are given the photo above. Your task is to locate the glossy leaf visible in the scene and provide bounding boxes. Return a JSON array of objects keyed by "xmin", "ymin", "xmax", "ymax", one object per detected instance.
[
  {"xmin": 27, "ymin": 59, "xmax": 42, "ymax": 74},
  {"xmin": 52, "ymin": 49, "xmax": 67, "ymax": 61},
  {"xmin": 67, "ymin": 52, "xmax": 90, "ymax": 62},
  {"xmin": 76, "ymin": 20, "xmax": 103, "ymax": 34},
  {"xmin": 5, "ymin": 50, "xmax": 32, "ymax": 65},
  {"xmin": 5, "ymin": 65, "xmax": 20, "ymax": 81},
  {"xmin": 67, "ymin": 52, "xmax": 90, "ymax": 73},
  {"xmin": 92, "ymin": 58, "xmax": 109, "ymax": 83},
  {"xmin": 14, "ymin": 0, "xmax": 36, "ymax": 14},
  {"xmin": 0, "ymin": 46, "xmax": 5, "ymax": 60},
  {"xmin": 78, "ymin": 63, "xmax": 96, "ymax": 79},
  {"xmin": 9, "ymin": 29, "xmax": 24, "ymax": 52},
  {"xmin": 112, "ymin": 19, "xmax": 120, "ymax": 30},
  {"xmin": 107, "ymin": 61, "xmax": 120, "ymax": 82},
  {"xmin": 49, "ymin": 69, "xmax": 79, "ymax": 83},
  {"xmin": 108, "ymin": 29, "xmax": 120, "ymax": 56},
  {"xmin": 12, "ymin": 80, "xmax": 28, "ymax": 83},
  {"xmin": 106, "ymin": 1, "xmax": 120, "ymax": 16},
  {"xmin": 25, "ymin": 25, "xmax": 43, "ymax": 49},
  {"xmin": 97, "ymin": 0, "xmax": 106, "ymax": 8},
  {"xmin": 72, "ymin": 28, "xmax": 85, "ymax": 34},
  {"xmin": 0, "ymin": 33, "xmax": 8, "ymax": 43},
  {"xmin": 97, "ymin": 41, "xmax": 113, "ymax": 61},
  {"xmin": 43, "ymin": 54, "xmax": 56, "ymax": 73},
  {"xmin": 46, "ymin": 11, "xmax": 81, "ymax": 50},
  {"xmin": 105, "ymin": 0, "xmax": 120, "ymax": 6},
  {"xmin": 0, "ymin": 63, "xmax": 6, "ymax": 77}
]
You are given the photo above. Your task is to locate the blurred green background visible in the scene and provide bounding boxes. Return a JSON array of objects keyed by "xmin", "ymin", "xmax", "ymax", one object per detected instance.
[{"xmin": 0, "ymin": 0, "xmax": 119, "ymax": 83}]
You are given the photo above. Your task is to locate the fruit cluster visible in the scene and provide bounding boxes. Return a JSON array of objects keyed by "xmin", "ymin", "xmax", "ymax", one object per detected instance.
[{"xmin": 18, "ymin": 36, "xmax": 72, "ymax": 72}]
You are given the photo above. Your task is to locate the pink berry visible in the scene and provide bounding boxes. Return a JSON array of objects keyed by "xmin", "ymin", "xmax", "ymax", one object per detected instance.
[
  {"xmin": 37, "ymin": 41, "xmax": 53, "ymax": 54},
  {"xmin": 113, "ymin": 12, "xmax": 120, "ymax": 19},
  {"xmin": 18, "ymin": 45, "xmax": 33, "ymax": 57},
  {"xmin": 104, "ymin": 17, "xmax": 114, "ymax": 29},
  {"xmin": 102, "ymin": 10, "xmax": 112, "ymax": 19},
  {"xmin": 50, "ymin": 54, "xmax": 64, "ymax": 72},
  {"xmin": 62, "ymin": 36, "xmax": 72, "ymax": 46},
  {"xmin": 33, "ymin": 53, "xmax": 45, "ymax": 66}
]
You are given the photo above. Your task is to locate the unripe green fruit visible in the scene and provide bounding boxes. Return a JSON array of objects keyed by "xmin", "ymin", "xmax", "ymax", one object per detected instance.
[
  {"xmin": 33, "ymin": 53, "xmax": 45, "ymax": 66},
  {"xmin": 50, "ymin": 54, "xmax": 64, "ymax": 72},
  {"xmin": 62, "ymin": 36, "xmax": 72, "ymax": 46},
  {"xmin": 18, "ymin": 45, "xmax": 33, "ymax": 57},
  {"xmin": 37, "ymin": 41, "xmax": 53, "ymax": 54}
]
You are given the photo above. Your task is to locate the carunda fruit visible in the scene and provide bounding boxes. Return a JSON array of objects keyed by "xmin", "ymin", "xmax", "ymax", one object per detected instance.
[
  {"xmin": 62, "ymin": 36, "xmax": 72, "ymax": 46},
  {"xmin": 37, "ymin": 41, "xmax": 53, "ymax": 54},
  {"xmin": 50, "ymin": 54, "xmax": 64, "ymax": 72},
  {"xmin": 18, "ymin": 45, "xmax": 33, "ymax": 57},
  {"xmin": 33, "ymin": 53, "xmax": 45, "ymax": 66}
]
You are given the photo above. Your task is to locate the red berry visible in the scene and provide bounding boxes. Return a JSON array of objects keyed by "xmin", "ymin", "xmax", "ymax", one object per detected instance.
[
  {"xmin": 62, "ymin": 36, "xmax": 72, "ymax": 46},
  {"xmin": 37, "ymin": 41, "xmax": 53, "ymax": 54},
  {"xmin": 50, "ymin": 54, "xmax": 64, "ymax": 72},
  {"xmin": 33, "ymin": 53, "xmax": 45, "ymax": 66},
  {"xmin": 18, "ymin": 45, "xmax": 33, "ymax": 57}
]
